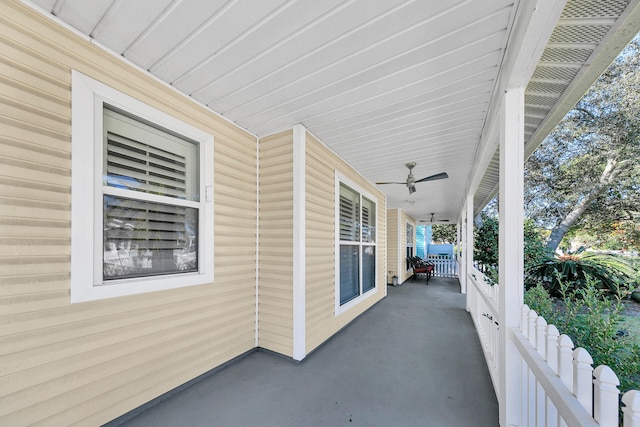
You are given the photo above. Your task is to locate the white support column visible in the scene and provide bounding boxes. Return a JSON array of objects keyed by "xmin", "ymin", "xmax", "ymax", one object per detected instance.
[
  {"xmin": 456, "ymin": 219, "xmax": 461, "ymax": 284},
  {"xmin": 459, "ymin": 210, "xmax": 467, "ymax": 295},
  {"xmin": 499, "ymin": 88, "xmax": 525, "ymax": 427},
  {"xmin": 464, "ymin": 192, "xmax": 474, "ymax": 297},
  {"xmin": 292, "ymin": 124, "xmax": 306, "ymax": 361}
]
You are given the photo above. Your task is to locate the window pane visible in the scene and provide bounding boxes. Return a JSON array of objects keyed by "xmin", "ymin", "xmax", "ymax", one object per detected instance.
[
  {"xmin": 362, "ymin": 246, "xmax": 376, "ymax": 293},
  {"xmin": 340, "ymin": 245, "xmax": 359, "ymax": 305},
  {"xmin": 339, "ymin": 183, "xmax": 360, "ymax": 242},
  {"xmin": 362, "ymin": 196, "xmax": 376, "ymax": 243},
  {"xmin": 104, "ymin": 107, "xmax": 199, "ymax": 202},
  {"xmin": 103, "ymin": 196, "xmax": 198, "ymax": 280},
  {"xmin": 406, "ymin": 223, "xmax": 414, "ymax": 270}
]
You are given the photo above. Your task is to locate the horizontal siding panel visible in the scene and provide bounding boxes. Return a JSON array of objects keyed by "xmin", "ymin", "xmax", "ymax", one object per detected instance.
[
  {"xmin": 0, "ymin": 195, "xmax": 69, "ymax": 221},
  {"xmin": 0, "ymin": 37, "xmax": 70, "ymax": 89},
  {"xmin": 215, "ymin": 197, "xmax": 256, "ymax": 211},
  {"xmin": 0, "ymin": 306, "xmax": 253, "ymax": 392},
  {"xmin": 0, "ymin": 217, "xmax": 69, "ymax": 238},
  {"xmin": 258, "ymin": 132, "xmax": 293, "ymax": 356},
  {"xmin": 258, "ymin": 295, "xmax": 292, "ymax": 311},
  {"xmin": 0, "ymin": 290, "xmax": 68, "ymax": 316},
  {"xmin": 0, "ymin": 238, "xmax": 69, "ymax": 258},
  {"xmin": 258, "ymin": 337, "xmax": 291, "ymax": 356},
  {"xmin": 0, "ymin": 287, "xmax": 250, "ymax": 355},
  {"xmin": 259, "ymin": 171, "xmax": 293, "ymax": 185},
  {"xmin": 215, "ymin": 154, "xmax": 256, "ymax": 177},
  {"xmin": 258, "ymin": 274, "xmax": 293, "ymax": 285},
  {"xmin": 48, "ymin": 338, "xmax": 255, "ymax": 426},
  {"xmin": 258, "ymin": 318, "xmax": 292, "ymax": 338},
  {"xmin": 259, "ymin": 162, "xmax": 293, "ymax": 177},
  {"xmin": 215, "ymin": 138, "xmax": 257, "ymax": 162},
  {"xmin": 1, "ymin": 322, "xmax": 254, "ymax": 423},
  {"xmin": 0, "ymin": 177, "xmax": 70, "ymax": 204},
  {"xmin": 258, "ymin": 286, "xmax": 292, "ymax": 300},
  {"xmin": 0, "ymin": 156, "xmax": 70, "ymax": 187},
  {"xmin": 258, "ymin": 257, "xmax": 293, "ymax": 268},
  {"xmin": 0, "ymin": 72, "xmax": 70, "ymax": 114},
  {"xmin": 0, "ymin": 273, "xmax": 68, "ymax": 297},
  {"xmin": 0, "ymin": 114, "xmax": 69, "ymax": 151},
  {"xmin": 0, "ymin": 255, "xmax": 68, "ymax": 277}
]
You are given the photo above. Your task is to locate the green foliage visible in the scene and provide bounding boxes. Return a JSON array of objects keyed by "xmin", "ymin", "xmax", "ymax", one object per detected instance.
[
  {"xmin": 525, "ymin": 281, "xmax": 640, "ymax": 392},
  {"xmin": 525, "ymin": 247, "xmax": 635, "ymax": 295},
  {"xmin": 474, "ymin": 214, "xmax": 499, "ymax": 268},
  {"xmin": 431, "ymin": 224, "xmax": 457, "ymax": 244},
  {"xmin": 524, "ymin": 218, "xmax": 549, "ymax": 268},
  {"xmin": 473, "ymin": 213, "xmax": 548, "ymax": 281},
  {"xmin": 524, "ymin": 284, "xmax": 555, "ymax": 321}
]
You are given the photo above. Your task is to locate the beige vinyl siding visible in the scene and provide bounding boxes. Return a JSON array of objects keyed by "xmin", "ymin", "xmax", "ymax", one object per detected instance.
[
  {"xmin": 0, "ymin": 2, "xmax": 257, "ymax": 425},
  {"xmin": 386, "ymin": 209, "xmax": 399, "ymax": 282},
  {"xmin": 305, "ymin": 132, "xmax": 386, "ymax": 354},
  {"xmin": 397, "ymin": 211, "xmax": 417, "ymax": 283},
  {"xmin": 386, "ymin": 209, "xmax": 416, "ymax": 284},
  {"xmin": 257, "ymin": 130, "xmax": 294, "ymax": 357}
]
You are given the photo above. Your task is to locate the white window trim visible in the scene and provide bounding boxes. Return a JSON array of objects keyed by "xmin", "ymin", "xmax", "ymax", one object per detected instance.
[
  {"xmin": 71, "ymin": 70, "xmax": 214, "ymax": 303},
  {"xmin": 334, "ymin": 172, "xmax": 378, "ymax": 316},
  {"xmin": 406, "ymin": 221, "xmax": 414, "ymax": 273}
]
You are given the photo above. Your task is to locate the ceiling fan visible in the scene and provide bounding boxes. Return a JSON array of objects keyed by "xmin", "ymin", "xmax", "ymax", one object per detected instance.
[
  {"xmin": 419, "ymin": 213, "xmax": 450, "ymax": 223},
  {"xmin": 376, "ymin": 162, "xmax": 448, "ymax": 194}
]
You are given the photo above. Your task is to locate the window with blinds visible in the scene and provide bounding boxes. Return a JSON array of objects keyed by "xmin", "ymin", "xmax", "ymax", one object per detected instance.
[
  {"xmin": 406, "ymin": 223, "xmax": 414, "ymax": 271},
  {"xmin": 338, "ymin": 182, "xmax": 376, "ymax": 306},
  {"xmin": 102, "ymin": 106, "xmax": 200, "ymax": 280}
]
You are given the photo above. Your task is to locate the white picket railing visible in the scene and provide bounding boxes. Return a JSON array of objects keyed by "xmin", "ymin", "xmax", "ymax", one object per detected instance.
[
  {"xmin": 426, "ymin": 254, "xmax": 457, "ymax": 278},
  {"xmin": 467, "ymin": 266, "xmax": 500, "ymax": 395},
  {"xmin": 516, "ymin": 305, "xmax": 640, "ymax": 427},
  {"xmin": 467, "ymin": 268, "xmax": 640, "ymax": 426}
]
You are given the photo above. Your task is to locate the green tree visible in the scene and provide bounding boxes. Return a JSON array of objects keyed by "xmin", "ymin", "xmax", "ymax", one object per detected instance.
[
  {"xmin": 431, "ymin": 224, "xmax": 457, "ymax": 243},
  {"xmin": 473, "ymin": 213, "xmax": 547, "ymax": 272},
  {"xmin": 525, "ymin": 37, "xmax": 640, "ymax": 253}
]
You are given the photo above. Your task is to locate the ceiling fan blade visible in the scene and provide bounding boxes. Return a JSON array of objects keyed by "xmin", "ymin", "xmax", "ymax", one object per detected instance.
[
  {"xmin": 375, "ymin": 181, "xmax": 406, "ymax": 185},
  {"xmin": 415, "ymin": 172, "xmax": 448, "ymax": 183}
]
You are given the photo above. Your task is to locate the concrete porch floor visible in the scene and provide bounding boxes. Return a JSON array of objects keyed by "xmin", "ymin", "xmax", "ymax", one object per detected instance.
[{"xmin": 112, "ymin": 278, "xmax": 498, "ymax": 426}]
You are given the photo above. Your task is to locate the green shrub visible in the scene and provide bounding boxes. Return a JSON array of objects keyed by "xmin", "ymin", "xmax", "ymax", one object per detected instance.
[
  {"xmin": 524, "ymin": 284, "xmax": 555, "ymax": 321},
  {"xmin": 524, "ymin": 279, "xmax": 640, "ymax": 392},
  {"xmin": 525, "ymin": 247, "xmax": 634, "ymax": 295}
]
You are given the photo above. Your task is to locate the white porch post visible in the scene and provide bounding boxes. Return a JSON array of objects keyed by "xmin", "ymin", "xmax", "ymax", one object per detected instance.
[
  {"xmin": 456, "ymin": 219, "xmax": 462, "ymax": 288},
  {"xmin": 463, "ymin": 193, "xmax": 474, "ymax": 297},
  {"xmin": 292, "ymin": 124, "xmax": 306, "ymax": 361},
  {"xmin": 498, "ymin": 88, "xmax": 525, "ymax": 426}
]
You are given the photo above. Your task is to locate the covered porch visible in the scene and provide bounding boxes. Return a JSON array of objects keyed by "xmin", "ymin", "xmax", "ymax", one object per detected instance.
[
  {"xmin": 3, "ymin": 0, "xmax": 640, "ymax": 425},
  {"xmin": 111, "ymin": 278, "xmax": 498, "ymax": 426}
]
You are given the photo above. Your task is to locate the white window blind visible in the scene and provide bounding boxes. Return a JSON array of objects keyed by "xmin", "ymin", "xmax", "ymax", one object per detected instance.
[
  {"xmin": 102, "ymin": 107, "xmax": 199, "ymax": 280},
  {"xmin": 338, "ymin": 182, "xmax": 376, "ymax": 306}
]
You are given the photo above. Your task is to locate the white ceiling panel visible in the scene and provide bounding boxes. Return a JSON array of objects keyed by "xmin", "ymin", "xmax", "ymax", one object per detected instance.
[
  {"xmin": 200, "ymin": 0, "xmax": 415, "ymax": 109},
  {"xmin": 90, "ymin": 0, "xmax": 174, "ymax": 53},
  {"xmin": 122, "ymin": 0, "xmax": 231, "ymax": 68},
  {"xmin": 24, "ymin": 0, "xmax": 640, "ymax": 222},
  {"xmin": 46, "ymin": 0, "xmax": 113, "ymax": 35},
  {"xmin": 152, "ymin": 0, "xmax": 297, "ymax": 83}
]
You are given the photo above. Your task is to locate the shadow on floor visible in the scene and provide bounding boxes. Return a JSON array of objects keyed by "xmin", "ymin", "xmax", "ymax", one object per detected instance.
[{"xmin": 112, "ymin": 278, "xmax": 498, "ymax": 427}]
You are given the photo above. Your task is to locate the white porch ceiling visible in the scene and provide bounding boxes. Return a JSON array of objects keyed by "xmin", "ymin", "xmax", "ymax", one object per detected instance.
[{"xmin": 25, "ymin": 0, "xmax": 640, "ymax": 223}]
